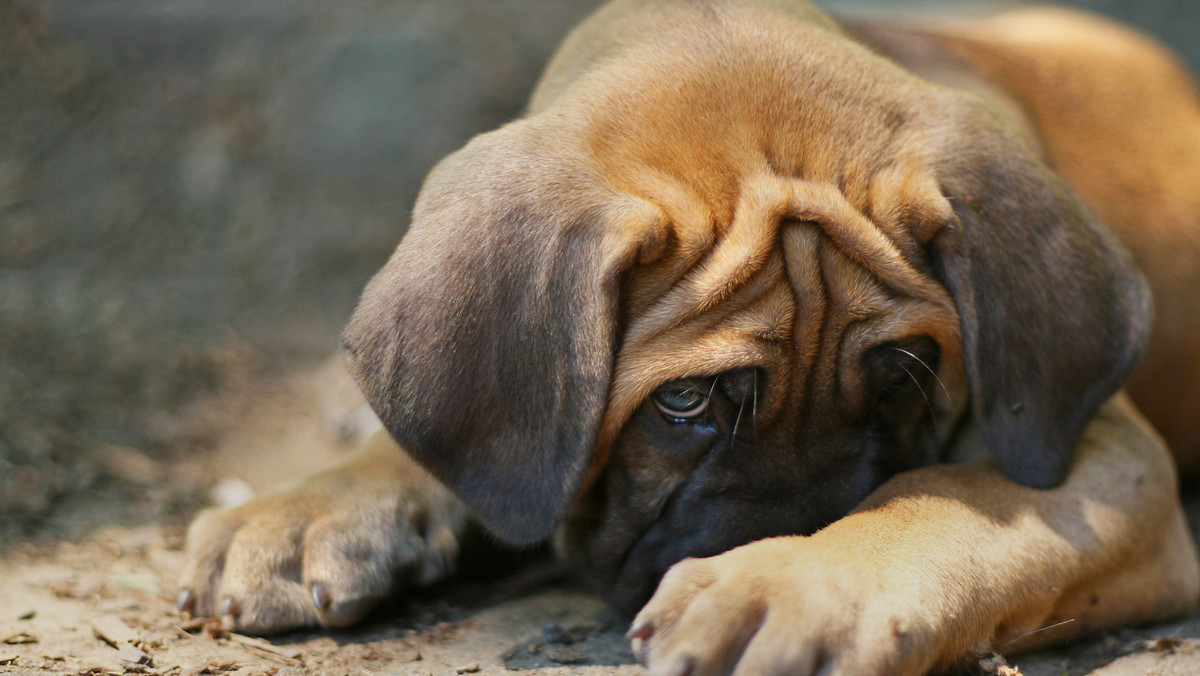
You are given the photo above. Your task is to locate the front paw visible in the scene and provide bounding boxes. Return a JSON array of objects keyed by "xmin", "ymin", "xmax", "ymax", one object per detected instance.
[
  {"xmin": 629, "ymin": 537, "xmax": 935, "ymax": 676},
  {"xmin": 177, "ymin": 435, "xmax": 468, "ymax": 634}
]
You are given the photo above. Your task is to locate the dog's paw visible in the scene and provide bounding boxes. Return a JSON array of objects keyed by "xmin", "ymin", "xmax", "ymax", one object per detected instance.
[
  {"xmin": 629, "ymin": 537, "xmax": 936, "ymax": 676},
  {"xmin": 177, "ymin": 438, "xmax": 468, "ymax": 634}
]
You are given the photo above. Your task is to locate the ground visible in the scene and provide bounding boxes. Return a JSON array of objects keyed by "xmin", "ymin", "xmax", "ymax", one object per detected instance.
[{"xmin": 5, "ymin": 0, "xmax": 1200, "ymax": 674}]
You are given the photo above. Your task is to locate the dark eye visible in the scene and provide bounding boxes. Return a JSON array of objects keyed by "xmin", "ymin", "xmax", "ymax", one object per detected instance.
[
  {"xmin": 867, "ymin": 336, "xmax": 941, "ymax": 403},
  {"xmin": 652, "ymin": 383, "xmax": 711, "ymax": 422}
]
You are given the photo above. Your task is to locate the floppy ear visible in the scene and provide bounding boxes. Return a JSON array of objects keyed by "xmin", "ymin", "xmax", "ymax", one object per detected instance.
[
  {"xmin": 933, "ymin": 123, "xmax": 1152, "ymax": 488},
  {"xmin": 341, "ymin": 131, "xmax": 642, "ymax": 545}
]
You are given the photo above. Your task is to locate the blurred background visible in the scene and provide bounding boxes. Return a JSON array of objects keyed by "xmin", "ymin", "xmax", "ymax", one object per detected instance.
[{"xmin": 2, "ymin": 0, "xmax": 1198, "ymax": 541}]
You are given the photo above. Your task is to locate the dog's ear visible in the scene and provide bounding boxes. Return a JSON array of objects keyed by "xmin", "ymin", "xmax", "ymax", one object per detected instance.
[
  {"xmin": 341, "ymin": 129, "xmax": 647, "ymax": 545},
  {"xmin": 933, "ymin": 119, "xmax": 1152, "ymax": 488}
]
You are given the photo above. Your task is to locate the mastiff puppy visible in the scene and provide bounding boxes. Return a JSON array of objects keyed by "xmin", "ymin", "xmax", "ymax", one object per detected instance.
[{"xmin": 179, "ymin": 1, "xmax": 1200, "ymax": 673}]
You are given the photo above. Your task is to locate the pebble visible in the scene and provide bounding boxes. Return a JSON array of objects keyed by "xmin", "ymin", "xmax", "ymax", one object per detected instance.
[
  {"xmin": 546, "ymin": 647, "xmax": 588, "ymax": 665},
  {"xmin": 118, "ymin": 644, "xmax": 153, "ymax": 666},
  {"xmin": 211, "ymin": 477, "xmax": 255, "ymax": 508}
]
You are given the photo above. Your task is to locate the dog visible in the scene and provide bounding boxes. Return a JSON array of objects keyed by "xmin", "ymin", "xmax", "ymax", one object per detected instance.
[{"xmin": 178, "ymin": 1, "xmax": 1200, "ymax": 673}]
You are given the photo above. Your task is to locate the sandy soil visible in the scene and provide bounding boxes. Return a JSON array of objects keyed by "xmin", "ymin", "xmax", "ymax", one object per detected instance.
[{"xmin": 0, "ymin": 536, "xmax": 641, "ymax": 676}]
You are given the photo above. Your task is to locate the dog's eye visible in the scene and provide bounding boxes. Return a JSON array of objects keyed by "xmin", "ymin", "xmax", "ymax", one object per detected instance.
[
  {"xmin": 652, "ymin": 384, "xmax": 711, "ymax": 422},
  {"xmin": 867, "ymin": 336, "xmax": 941, "ymax": 402}
]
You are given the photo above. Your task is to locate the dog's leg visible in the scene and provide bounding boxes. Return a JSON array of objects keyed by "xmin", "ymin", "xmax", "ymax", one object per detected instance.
[
  {"xmin": 629, "ymin": 392, "xmax": 1199, "ymax": 676},
  {"xmin": 177, "ymin": 429, "xmax": 469, "ymax": 634}
]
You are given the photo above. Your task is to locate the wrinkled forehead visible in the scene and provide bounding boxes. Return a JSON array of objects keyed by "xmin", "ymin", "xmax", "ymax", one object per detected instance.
[
  {"xmin": 560, "ymin": 14, "xmax": 944, "ymax": 221},
  {"xmin": 595, "ymin": 168, "xmax": 961, "ymax": 448}
]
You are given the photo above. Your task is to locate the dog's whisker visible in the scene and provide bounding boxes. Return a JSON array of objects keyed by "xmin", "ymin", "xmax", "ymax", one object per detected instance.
[
  {"xmin": 997, "ymin": 618, "xmax": 1076, "ymax": 648},
  {"xmin": 899, "ymin": 363, "xmax": 939, "ymax": 433},
  {"xmin": 893, "ymin": 346, "xmax": 951, "ymax": 404},
  {"xmin": 752, "ymin": 370, "xmax": 759, "ymax": 440},
  {"xmin": 732, "ymin": 393, "xmax": 748, "ymax": 447}
]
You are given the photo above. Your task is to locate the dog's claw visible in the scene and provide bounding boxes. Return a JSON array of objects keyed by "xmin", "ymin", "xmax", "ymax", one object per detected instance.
[
  {"xmin": 626, "ymin": 617, "xmax": 654, "ymax": 640},
  {"xmin": 310, "ymin": 582, "xmax": 372, "ymax": 627},
  {"xmin": 220, "ymin": 597, "xmax": 241, "ymax": 617},
  {"xmin": 311, "ymin": 583, "xmax": 332, "ymax": 611},
  {"xmin": 176, "ymin": 589, "xmax": 194, "ymax": 614}
]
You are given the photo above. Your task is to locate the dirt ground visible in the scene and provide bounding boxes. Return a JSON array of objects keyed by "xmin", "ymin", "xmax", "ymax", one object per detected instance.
[{"xmin": 5, "ymin": 0, "xmax": 1200, "ymax": 675}]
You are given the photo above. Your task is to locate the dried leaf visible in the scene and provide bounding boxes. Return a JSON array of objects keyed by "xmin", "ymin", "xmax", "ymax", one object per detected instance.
[
  {"xmin": 118, "ymin": 643, "xmax": 153, "ymax": 666},
  {"xmin": 2, "ymin": 632, "xmax": 38, "ymax": 645},
  {"xmin": 225, "ymin": 633, "xmax": 302, "ymax": 662},
  {"xmin": 92, "ymin": 616, "xmax": 140, "ymax": 647},
  {"xmin": 1145, "ymin": 635, "xmax": 1183, "ymax": 653},
  {"xmin": 979, "ymin": 652, "xmax": 1022, "ymax": 675},
  {"xmin": 227, "ymin": 633, "xmax": 300, "ymax": 660}
]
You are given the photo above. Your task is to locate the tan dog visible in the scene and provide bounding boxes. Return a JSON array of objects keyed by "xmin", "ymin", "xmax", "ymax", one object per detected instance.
[{"xmin": 179, "ymin": 1, "xmax": 1200, "ymax": 673}]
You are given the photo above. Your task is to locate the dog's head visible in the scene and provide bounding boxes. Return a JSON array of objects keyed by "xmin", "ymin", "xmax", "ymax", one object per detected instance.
[{"xmin": 342, "ymin": 3, "xmax": 1150, "ymax": 613}]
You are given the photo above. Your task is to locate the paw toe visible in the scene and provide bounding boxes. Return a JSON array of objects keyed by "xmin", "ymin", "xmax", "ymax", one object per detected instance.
[{"xmin": 179, "ymin": 507, "xmax": 244, "ymax": 617}]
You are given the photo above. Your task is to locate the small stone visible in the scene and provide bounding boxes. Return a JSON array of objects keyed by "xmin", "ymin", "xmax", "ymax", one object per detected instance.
[
  {"xmin": 455, "ymin": 662, "xmax": 481, "ymax": 673},
  {"xmin": 546, "ymin": 647, "xmax": 588, "ymax": 665},
  {"xmin": 118, "ymin": 643, "xmax": 153, "ymax": 666},
  {"xmin": 211, "ymin": 477, "xmax": 255, "ymax": 508}
]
